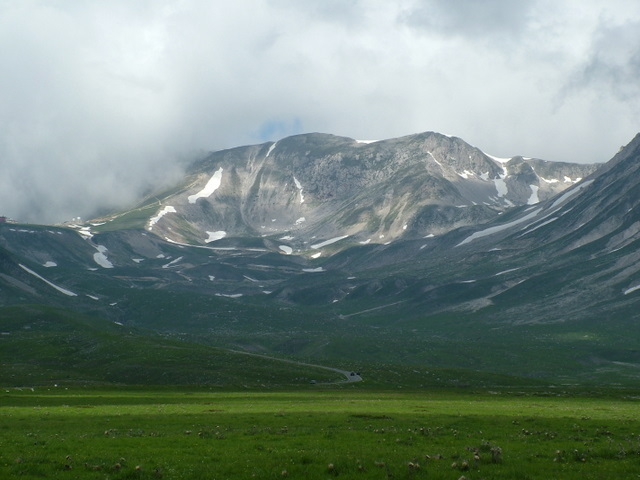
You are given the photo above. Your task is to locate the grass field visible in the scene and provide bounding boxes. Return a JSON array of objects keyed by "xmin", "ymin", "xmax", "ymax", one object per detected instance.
[{"xmin": 2, "ymin": 387, "xmax": 640, "ymax": 479}]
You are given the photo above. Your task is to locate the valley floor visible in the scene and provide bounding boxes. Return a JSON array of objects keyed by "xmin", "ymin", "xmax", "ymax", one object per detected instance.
[{"xmin": 2, "ymin": 387, "xmax": 640, "ymax": 479}]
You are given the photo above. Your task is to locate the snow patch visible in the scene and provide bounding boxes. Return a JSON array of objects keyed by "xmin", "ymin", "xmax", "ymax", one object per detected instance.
[
  {"xmin": 527, "ymin": 185, "xmax": 539, "ymax": 205},
  {"xmin": 188, "ymin": 167, "xmax": 223, "ymax": 203},
  {"xmin": 427, "ymin": 151, "xmax": 443, "ymax": 168},
  {"xmin": 279, "ymin": 245, "xmax": 293, "ymax": 254},
  {"xmin": 495, "ymin": 268, "xmax": 520, "ymax": 276},
  {"xmin": 216, "ymin": 293, "xmax": 243, "ymax": 298},
  {"xmin": 485, "ymin": 152, "xmax": 512, "ymax": 163},
  {"xmin": 162, "ymin": 256, "xmax": 183, "ymax": 268},
  {"xmin": 132, "ymin": 258, "xmax": 144, "ymax": 263},
  {"xmin": 311, "ymin": 235, "xmax": 349, "ymax": 249},
  {"xmin": 457, "ymin": 170, "xmax": 475, "ymax": 179},
  {"xmin": 550, "ymin": 180, "xmax": 594, "ymax": 209},
  {"xmin": 93, "ymin": 245, "xmax": 114, "ymax": 269},
  {"xmin": 148, "ymin": 206, "xmax": 176, "ymax": 230},
  {"xmin": 359, "ymin": 238, "xmax": 371, "ymax": 245},
  {"xmin": 77, "ymin": 226, "xmax": 93, "ymax": 238},
  {"xmin": 18, "ymin": 264, "xmax": 77, "ymax": 297},
  {"xmin": 302, "ymin": 267, "xmax": 325, "ymax": 272},
  {"xmin": 519, "ymin": 217, "xmax": 559, "ymax": 236},
  {"xmin": 205, "ymin": 231, "xmax": 227, "ymax": 243},
  {"xmin": 624, "ymin": 285, "xmax": 640, "ymax": 295},
  {"xmin": 293, "ymin": 176, "xmax": 305, "ymax": 204},
  {"xmin": 86, "ymin": 294, "xmax": 99, "ymax": 301},
  {"xmin": 457, "ymin": 208, "xmax": 541, "ymax": 246},
  {"xmin": 265, "ymin": 141, "xmax": 277, "ymax": 157},
  {"xmin": 208, "ymin": 275, "xmax": 215, "ymax": 281},
  {"xmin": 311, "ymin": 252, "xmax": 322, "ymax": 259},
  {"xmin": 539, "ymin": 176, "xmax": 559, "ymax": 184},
  {"xmin": 43, "ymin": 261, "xmax": 57, "ymax": 268},
  {"xmin": 295, "ymin": 217, "xmax": 306, "ymax": 225},
  {"xmin": 493, "ymin": 165, "xmax": 508, "ymax": 198},
  {"xmin": 356, "ymin": 139, "xmax": 378, "ymax": 144},
  {"xmin": 279, "ymin": 235, "xmax": 294, "ymax": 240}
]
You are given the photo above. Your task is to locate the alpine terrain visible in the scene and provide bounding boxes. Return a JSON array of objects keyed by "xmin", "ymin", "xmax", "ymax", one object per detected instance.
[{"xmin": 3, "ymin": 130, "xmax": 640, "ymax": 388}]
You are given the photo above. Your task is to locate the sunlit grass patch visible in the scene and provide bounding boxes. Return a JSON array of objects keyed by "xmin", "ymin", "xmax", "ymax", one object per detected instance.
[{"xmin": 1, "ymin": 388, "xmax": 640, "ymax": 479}]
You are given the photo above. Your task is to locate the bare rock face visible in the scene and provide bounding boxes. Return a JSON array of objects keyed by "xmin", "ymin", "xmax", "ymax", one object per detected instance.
[{"xmin": 140, "ymin": 132, "xmax": 599, "ymax": 254}]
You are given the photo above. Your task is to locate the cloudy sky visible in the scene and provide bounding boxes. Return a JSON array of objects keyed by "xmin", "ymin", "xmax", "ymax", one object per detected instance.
[{"xmin": 2, "ymin": 0, "xmax": 639, "ymax": 223}]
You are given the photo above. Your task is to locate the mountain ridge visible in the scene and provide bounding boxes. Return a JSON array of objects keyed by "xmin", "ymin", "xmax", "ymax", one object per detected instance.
[
  {"xmin": 3, "ymin": 130, "xmax": 640, "ymax": 386},
  {"xmin": 87, "ymin": 131, "xmax": 599, "ymax": 256}
]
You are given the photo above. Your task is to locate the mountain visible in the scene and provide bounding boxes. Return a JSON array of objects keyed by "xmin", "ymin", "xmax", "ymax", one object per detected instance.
[
  {"xmin": 87, "ymin": 132, "xmax": 597, "ymax": 253},
  {"xmin": 4, "ymin": 131, "xmax": 640, "ymax": 387}
]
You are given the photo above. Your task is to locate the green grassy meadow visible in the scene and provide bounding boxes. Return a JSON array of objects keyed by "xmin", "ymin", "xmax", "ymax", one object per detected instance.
[{"xmin": 2, "ymin": 388, "xmax": 640, "ymax": 479}]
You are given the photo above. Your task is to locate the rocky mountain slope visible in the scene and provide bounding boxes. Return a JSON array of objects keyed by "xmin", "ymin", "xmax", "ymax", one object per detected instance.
[
  {"xmin": 86, "ymin": 132, "xmax": 597, "ymax": 256},
  {"xmin": 4, "ymin": 130, "xmax": 640, "ymax": 385}
]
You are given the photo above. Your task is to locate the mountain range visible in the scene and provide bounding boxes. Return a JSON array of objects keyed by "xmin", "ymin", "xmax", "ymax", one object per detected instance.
[{"xmin": 2, "ymin": 131, "xmax": 640, "ymax": 387}]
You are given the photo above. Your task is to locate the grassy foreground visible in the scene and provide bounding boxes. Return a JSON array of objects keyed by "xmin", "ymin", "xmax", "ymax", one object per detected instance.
[{"xmin": 2, "ymin": 388, "xmax": 640, "ymax": 479}]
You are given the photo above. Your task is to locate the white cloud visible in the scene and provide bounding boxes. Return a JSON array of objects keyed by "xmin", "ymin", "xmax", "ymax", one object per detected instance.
[{"xmin": 1, "ymin": 0, "xmax": 639, "ymax": 223}]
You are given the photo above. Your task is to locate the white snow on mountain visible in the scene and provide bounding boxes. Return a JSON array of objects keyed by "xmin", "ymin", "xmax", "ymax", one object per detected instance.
[
  {"xmin": 495, "ymin": 268, "xmax": 521, "ymax": 276},
  {"xmin": 279, "ymin": 245, "xmax": 293, "ymax": 254},
  {"xmin": 162, "ymin": 256, "xmax": 183, "ymax": 268},
  {"xmin": 295, "ymin": 217, "xmax": 306, "ymax": 225},
  {"xmin": 457, "ymin": 208, "xmax": 541, "ymax": 246},
  {"xmin": 485, "ymin": 152, "xmax": 512, "ymax": 164},
  {"xmin": 527, "ymin": 185, "xmax": 539, "ymax": 205},
  {"xmin": 93, "ymin": 245, "xmax": 114, "ymax": 268},
  {"xmin": 564, "ymin": 176, "xmax": 581, "ymax": 183},
  {"xmin": 427, "ymin": 151, "xmax": 443, "ymax": 168},
  {"xmin": 205, "ymin": 231, "xmax": 226, "ymax": 243},
  {"xmin": 43, "ymin": 261, "xmax": 57, "ymax": 267},
  {"xmin": 303, "ymin": 267, "xmax": 325, "ymax": 272},
  {"xmin": 265, "ymin": 141, "xmax": 277, "ymax": 157},
  {"xmin": 550, "ymin": 180, "xmax": 594, "ymax": 209},
  {"xmin": 518, "ymin": 216, "xmax": 559, "ymax": 237},
  {"xmin": 19, "ymin": 263, "xmax": 77, "ymax": 296},
  {"xmin": 311, "ymin": 235, "xmax": 349, "ymax": 249},
  {"xmin": 493, "ymin": 165, "xmax": 509, "ymax": 198},
  {"xmin": 293, "ymin": 176, "xmax": 305, "ymax": 204},
  {"xmin": 624, "ymin": 285, "xmax": 640, "ymax": 295},
  {"xmin": 539, "ymin": 176, "xmax": 559, "ymax": 184},
  {"xmin": 188, "ymin": 167, "xmax": 223, "ymax": 204},
  {"xmin": 457, "ymin": 170, "xmax": 475, "ymax": 179},
  {"xmin": 148, "ymin": 206, "xmax": 176, "ymax": 230}
]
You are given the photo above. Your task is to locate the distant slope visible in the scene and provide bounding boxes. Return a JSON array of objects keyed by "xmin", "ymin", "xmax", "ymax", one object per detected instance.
[{"xmin": 0, "ymin": 304, "xmax": 344, "ymax": 387}]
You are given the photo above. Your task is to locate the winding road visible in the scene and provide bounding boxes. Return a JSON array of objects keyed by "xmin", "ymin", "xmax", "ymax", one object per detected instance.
[{"xmin": 229, "ymin": 349, "xmax": 362, "ymax": 384}]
